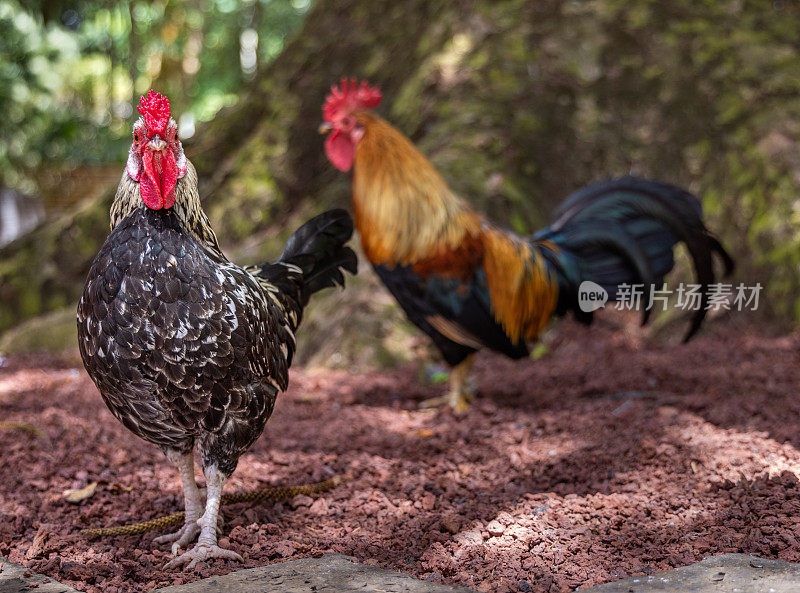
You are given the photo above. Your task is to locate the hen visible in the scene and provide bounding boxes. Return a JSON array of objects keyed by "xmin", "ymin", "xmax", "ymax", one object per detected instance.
[
  {"xmin": 321, "ymin": 79, "xmax": 732, "ymax": 412},
  {"xmin": 78, "ymin": 90, "xmax": 356, "ymax": 568}
]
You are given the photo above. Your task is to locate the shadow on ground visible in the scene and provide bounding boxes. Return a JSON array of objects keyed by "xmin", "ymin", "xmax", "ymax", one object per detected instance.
[{"xmin": 0, "ymin": 320, "xmax": 798, "ymax": 593}]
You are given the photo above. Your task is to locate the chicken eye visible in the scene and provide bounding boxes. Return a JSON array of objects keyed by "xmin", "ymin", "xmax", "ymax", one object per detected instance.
[{"xmin": 133, "ymin": 131, "xmax": 140, "ymax": 143}]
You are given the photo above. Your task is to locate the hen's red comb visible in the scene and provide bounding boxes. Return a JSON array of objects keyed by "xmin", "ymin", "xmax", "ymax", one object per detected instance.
[
  {"xmin": 323, "ymin": 78, "xmax": 382, "ymax": 122},
  {"xmin": 138, "ymin": 90, "xmax": 171, "ymax": 135}
]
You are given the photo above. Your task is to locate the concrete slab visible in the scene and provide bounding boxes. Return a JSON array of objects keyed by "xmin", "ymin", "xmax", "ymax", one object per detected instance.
[
  {"xmin": 583, "ymin": 553, "xmax": 800, "ymax": 592},
  {"xmin": 0, "ymin": 557, "xmax": 78, "ymax": 593},
  {"xmin": 153, "ymin": 553, "xmax": 473, "ymax": 593},
  {"xmin": 4, "ymin": 552, "xmax": 799, "ymax": 592}
]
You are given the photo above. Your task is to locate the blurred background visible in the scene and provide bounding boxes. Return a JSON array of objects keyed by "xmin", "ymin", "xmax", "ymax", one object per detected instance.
[
  {"xmin": 0, "ymin": 0, "xmax": 798, "ymax": 364},
  {"xmin": 0, "ymin": 0, "xmax": 308, "ymax": 211}
]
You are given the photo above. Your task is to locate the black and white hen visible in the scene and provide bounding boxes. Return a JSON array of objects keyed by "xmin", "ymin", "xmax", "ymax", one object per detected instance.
[{"xmin": 77, "ymin": 90, "xmax": 357, "ymax": 568}]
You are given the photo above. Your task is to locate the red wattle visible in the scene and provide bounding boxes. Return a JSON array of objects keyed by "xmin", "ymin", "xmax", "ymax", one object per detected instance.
[
  {"xmin": 160, "ymin": 151, "xmax": 178, "ymax": 209},
  {"xmin": 325, "ymin": 130, "xmax": 355, "ymax": 172},
  {"xmin": 140, "ymin": 149, "xmax": 179, "ymax": 209},
  {"xmin": 140, "ymin": 174, "xmax": 163, "ymax": 209}
]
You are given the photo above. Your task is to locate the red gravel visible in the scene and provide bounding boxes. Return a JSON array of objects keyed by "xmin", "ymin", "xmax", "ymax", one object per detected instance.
[{"xmin": 1, "ymin": 319, "xmax": 799, "ymax": 593}]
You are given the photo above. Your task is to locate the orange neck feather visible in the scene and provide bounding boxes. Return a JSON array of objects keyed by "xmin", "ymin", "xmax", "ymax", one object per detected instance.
[{"xmin": 351, "ymin": 113, "xmax": 482, "ymax": 268}]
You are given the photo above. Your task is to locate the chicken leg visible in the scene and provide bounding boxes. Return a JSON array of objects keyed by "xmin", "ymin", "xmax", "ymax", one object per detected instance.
[
  {"xmin": 154, "ymin": 450, "xmax": 204, "ymax": 554},
  {"xmin": 420, "ymin": 354, "xmax": 476, "ymax": 413},
  {"xmin": 165, "ymin": 465, "xmax": 243, "ymax": 569}
]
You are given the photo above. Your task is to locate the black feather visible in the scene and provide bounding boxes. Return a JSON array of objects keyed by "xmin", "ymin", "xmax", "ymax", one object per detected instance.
[
  {"xmin": 78, "ymin": 207, "xmax": 291, "ymax": 475},
  {"xmin": 280, "ymin": 209, "xmax": 358, "ymax": 297},
  {"xmin": 79, "ymin": 196, "xmax": 356, "ymax": 480},
  {"xmin": 374, "ymin": 264, "xmax": 528, "ymax": 367},
  {"xmin": 536, "ymin": 176, "xmax": 734, "ymax": 340},
  {"xmin": 255, "ymin": 209, "xmax": 358, "ymax": 328}
]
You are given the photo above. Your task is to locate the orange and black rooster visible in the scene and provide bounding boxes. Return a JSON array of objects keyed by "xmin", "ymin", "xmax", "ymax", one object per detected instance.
[
  {"xmin": 321, "ymin": 79, "xmax": 733, "ymax": 412},
  {"xmin": 78, "ymin": 91, "xmax": 356, "ymax": 568}
]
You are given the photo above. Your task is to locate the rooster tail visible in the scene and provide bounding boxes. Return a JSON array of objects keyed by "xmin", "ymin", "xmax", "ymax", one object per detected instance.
[
  {"xmin": 535, "ymin": 176, "xmax": 734, "ymax": 341},
  {"xmin": 255, "ymin": 209, "xmax": 357, "ymax": 329}
]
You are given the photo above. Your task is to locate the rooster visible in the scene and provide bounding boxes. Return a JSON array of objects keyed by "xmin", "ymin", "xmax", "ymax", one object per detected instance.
[
  {"xmin": 77, "ymin": 90, "xmax": 357, "ymax": 568},
  {"xmin": 320, "ymin": 79, "xmax": 733, "ymax": 412}
]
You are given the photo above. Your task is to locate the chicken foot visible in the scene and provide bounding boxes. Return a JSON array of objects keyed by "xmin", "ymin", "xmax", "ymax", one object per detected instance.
[
  {"xmin": 165, "ymin": 465, "xmax": 243, "ymax": 569},
  {"xmin": 420, "ymin": 354, "xmax": 476, "ymax": 413}
]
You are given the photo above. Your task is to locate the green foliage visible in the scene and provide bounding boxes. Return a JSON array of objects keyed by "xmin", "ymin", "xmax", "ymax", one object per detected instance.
[
  {"xmin": 0, "ymin": 1, "xmax": 123, "ymax": 192},
  {"xmin": 0, "ymin": 307, "xmax": 77, "ymax": 355},
  {"xmin": 0, "ymin": 0, "xmax": 310, "ymax": 194}
]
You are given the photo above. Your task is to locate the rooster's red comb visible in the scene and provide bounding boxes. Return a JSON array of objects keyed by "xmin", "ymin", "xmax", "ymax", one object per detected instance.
[
  {"xmin": 138, "ymin": 90, "xmax": 171, "ymax": 135},
  {"xmin": 323, "ymin": 78, "xmax": 382, "ymax": 122}
]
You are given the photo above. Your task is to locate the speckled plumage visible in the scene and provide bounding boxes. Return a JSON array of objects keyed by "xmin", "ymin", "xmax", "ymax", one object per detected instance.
[
  {"xmin": 78, "ymin": 164, "xmax": 355, "ymax": 477},
  {"xmin": 79, "ymin": 94, "xmax": 355, "ymax": 567}
]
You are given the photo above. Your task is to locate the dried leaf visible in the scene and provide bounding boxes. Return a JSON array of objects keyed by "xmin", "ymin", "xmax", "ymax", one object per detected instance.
[
  {"xmin": 414, "ymin": 429, "xmax": 434, "ymax": 438},
  {"xmin": 63, "ymin": 482, "xmax": 97, "ymax": 504}
]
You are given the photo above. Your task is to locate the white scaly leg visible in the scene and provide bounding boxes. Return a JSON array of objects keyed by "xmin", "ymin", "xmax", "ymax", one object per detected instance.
[
  {"xmin": 154, "ymin": 450, "xmax": 205, "ymax": 554},
  {"xmin": 164, "ymin": 465, "xmax": 243, "ymax": 570}
]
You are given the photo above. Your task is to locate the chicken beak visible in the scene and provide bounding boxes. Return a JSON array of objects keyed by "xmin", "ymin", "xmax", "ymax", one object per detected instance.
[
  {"xmin": 148, "ymin": 135, "xmax": 167, "ymax": 151},
  {"xmin": 318, "ymin": 122, "xmax": 332, "ymax": 134}
]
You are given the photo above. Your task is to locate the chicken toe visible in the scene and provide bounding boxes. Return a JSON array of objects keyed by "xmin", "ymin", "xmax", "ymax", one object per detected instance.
[
  {"xmin": 154, "ymin": 521, "xmax": 202, "ymax": 555},
  {"xmin": 420, "ymin": 355, "xmax": 475, "ymax": 413},
  {"xmin": 164, "ymin": 465, "xmax": 241, "ymax": 569},
  {"xmin": 165, "ymin": 543, "xmax": 243, "ymax": 570}
]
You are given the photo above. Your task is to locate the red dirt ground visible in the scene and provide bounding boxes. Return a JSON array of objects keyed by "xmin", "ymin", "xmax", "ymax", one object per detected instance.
[{"xmin": 1, "ymin": 319, "xmax": 799, "ymax": 593}]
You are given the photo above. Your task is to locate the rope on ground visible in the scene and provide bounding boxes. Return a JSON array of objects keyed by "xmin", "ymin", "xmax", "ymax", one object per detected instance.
[
  {"xmin": 80, "ymin": 476, "xmax": 341, "ymax": 537},
  {"xmin": 0, "ymin": 421, "xmax": 45, "ymax": 437}
]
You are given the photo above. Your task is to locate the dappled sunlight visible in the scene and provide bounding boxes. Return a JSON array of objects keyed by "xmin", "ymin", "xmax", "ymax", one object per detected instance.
[
  {"xmin": 0, "ymin": 367, "xmax": 80, "ymax": 402},
  {"xmin": 1, "ymin": 324, "xmax": 799, "ymax": 591}
]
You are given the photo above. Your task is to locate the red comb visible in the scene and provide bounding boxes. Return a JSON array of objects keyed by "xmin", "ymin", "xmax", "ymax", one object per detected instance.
[
  {"xmin": 138, "ymin": 90, "xmax": 171, "ymax": 135},
  {"xmin": 323, "ymin": 78, "xmax": 382, "ymax": 122}
]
